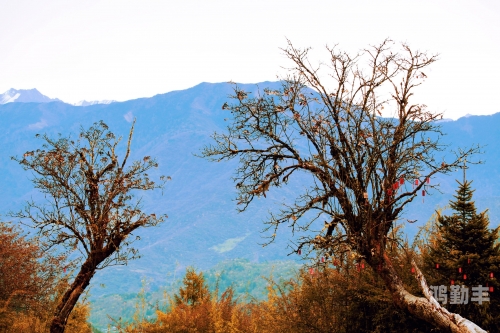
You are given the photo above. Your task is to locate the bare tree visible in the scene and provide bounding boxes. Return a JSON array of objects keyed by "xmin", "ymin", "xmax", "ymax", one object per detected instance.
[
  {"xmin": 201, "ymin": 39, "xmax": 486, "ymax": 332},
  {"xmin": 11, "ymin": 120, "xmax": 169, "ymax": 333}
]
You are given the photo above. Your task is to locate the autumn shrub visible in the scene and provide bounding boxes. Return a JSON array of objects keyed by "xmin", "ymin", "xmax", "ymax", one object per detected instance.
[
  {"xmin": 118, "ymin": 267, "xmax": 257, "ymax": 333},
  {"xmin": 247, "ymin": 233, "xmax": 439, "ymax": 333},
  {"xmin": 113, "ymin": 236, "xmax": 443, "ymax": 333},
  {"xmin": 3, "ymin": 299, "xmax": 91, "ymax": 333},
  {"xmin": 0, "ymin": 221, "xmax": 92, "ymax": 333}
]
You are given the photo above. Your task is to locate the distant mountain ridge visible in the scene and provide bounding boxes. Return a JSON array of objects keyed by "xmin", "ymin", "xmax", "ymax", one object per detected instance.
[
  {"xmin": 72, "ymin": 99, "xmax": 116, "ymax": 106},
  {"xmin": 0, "ymin": 88, "xmax": 62, "ymax": 104},
  {"xmin": 0, "ymin": 88, "xmax": 115, "ymax": 106},
  {"xmin": 1, "ymin": 81, "xmax": 499, "ymax": 299}
]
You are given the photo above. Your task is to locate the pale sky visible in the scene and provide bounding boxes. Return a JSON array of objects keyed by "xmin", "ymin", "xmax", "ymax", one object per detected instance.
[{"xmin": 1, "ymin": 0, "xmax": 499, "ymax": 119}]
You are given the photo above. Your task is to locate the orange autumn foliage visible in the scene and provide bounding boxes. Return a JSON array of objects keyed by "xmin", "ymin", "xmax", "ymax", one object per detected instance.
[
  {"xmin": 0, "ymin": 222, "xmax": 92, "ymax": 333},
  {"xmin": 117, "ymin": 268, "xmax": 255, "ymax": 333},
  {"xmin": 0, "ymin": 222, "xmax": 59, "ymax": 317},
  {"xmin": 113, "ymin": 240, "xmax": 436, "ymax": 333}
]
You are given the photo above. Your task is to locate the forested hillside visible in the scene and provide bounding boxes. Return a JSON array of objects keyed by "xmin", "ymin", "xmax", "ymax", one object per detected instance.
[{"xmin": 1, "ymin": 81, "xmax": 499, "ymax": 332}]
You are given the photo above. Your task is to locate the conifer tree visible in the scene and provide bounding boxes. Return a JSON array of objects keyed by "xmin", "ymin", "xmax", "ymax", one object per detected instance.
[
  {"xmin": 423, "ymin": 180, "xmax": 500, "ymax": 330},
  {"xmin": 174, "ymin": 267, "xmax": 210, "ymax": 307}
]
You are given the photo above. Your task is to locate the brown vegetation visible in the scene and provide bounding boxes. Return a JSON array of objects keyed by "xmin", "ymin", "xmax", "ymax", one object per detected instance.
[
  {"xmin": 0, "ymin": 222, "xmax": 91, "ymax": 333},
  {"xmin": 116, "ymin": 237, "xmax": 441, "ymax": 333}
]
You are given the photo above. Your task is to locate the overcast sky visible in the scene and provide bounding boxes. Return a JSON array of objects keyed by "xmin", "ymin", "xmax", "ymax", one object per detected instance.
[{"xmin": 1, "ymin": 0, "xmax": 499, "ymax": 119}]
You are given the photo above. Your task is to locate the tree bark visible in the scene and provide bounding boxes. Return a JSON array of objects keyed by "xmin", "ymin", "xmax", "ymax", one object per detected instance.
[
  {"xmin": 49, "ymin": 259, "xmax": 95, "ymax": 333},
  {"xmin": 375, "ymin": 252, "xmax": 487, "ymax": 333}
]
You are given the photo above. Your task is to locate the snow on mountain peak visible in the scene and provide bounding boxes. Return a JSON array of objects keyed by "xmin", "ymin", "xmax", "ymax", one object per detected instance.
[
  {"xmin": 72, "ymin": 100, "xmax": 116, "ymax": 106},
  {"xmin": 1, "ymin": 91, "xmax": 21, "ymax": 104},
  {"xmin": 0, "ymin": 88, "xmax": 117, "ymax": 106},
  {"xmin": 0, "ymin": 88, "xmax": 62, "ymax": 104}
]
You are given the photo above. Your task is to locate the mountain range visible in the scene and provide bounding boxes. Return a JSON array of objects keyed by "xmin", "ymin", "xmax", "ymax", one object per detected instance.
[
  {"xmin": 0, "ymin": 88, "xmax": 63, "ymax": 104},
  {"xmin": 0, "ymin": 88, "xmax": 115, "ymax": 106},
  {"xmin": 1, "ymin": 81, "xmax": 499, "ymax": 301}
]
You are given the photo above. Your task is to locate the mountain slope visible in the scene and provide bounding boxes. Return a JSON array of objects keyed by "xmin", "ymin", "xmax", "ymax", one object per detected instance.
[
  {"xmin": 72, "ymin": 100, "xmax": 116, "ymax": 106},
  {"xmin": 0, "ymin": 88, "xmax": 62, "ymax": 104},
  {"xmin": 0, "ymin": 81, "xmax": 499, "ymax": 298},
  {"xmin": 1, "ymin": 88, "xmax": 116, "ymax": 106}
]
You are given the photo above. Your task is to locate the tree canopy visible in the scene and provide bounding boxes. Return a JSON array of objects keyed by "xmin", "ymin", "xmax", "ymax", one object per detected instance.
[
  {"xmin": 201, "ymin": 39, "xmax": 484, "ymax": 332},
  {"xmin": 11, "ymin": 120, "xmax": 169, "ymax": 333}
]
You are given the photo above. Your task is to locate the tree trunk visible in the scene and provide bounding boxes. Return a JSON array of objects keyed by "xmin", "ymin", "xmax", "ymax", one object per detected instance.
[
  {"xmin": 376, "ymin": 252, "xmax": 487, "ymax": 333},
  {"xmin": 49, "ymin": 259, "xmax": 95, "ymax": 333}
]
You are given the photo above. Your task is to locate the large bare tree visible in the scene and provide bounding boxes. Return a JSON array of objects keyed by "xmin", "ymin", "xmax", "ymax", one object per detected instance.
[
  {"xmin": 201, "ymin": 39, "xmax": 486, "ymax": 332},
  {"xmin": 11, "ymin": 120, "xmax": 169, "ymax": 333}
]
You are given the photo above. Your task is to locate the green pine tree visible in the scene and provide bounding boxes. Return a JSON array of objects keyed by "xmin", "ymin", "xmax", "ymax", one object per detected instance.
[{"xmin": 423, "ymin": 180, "xmax": 500, "ymax": 330}]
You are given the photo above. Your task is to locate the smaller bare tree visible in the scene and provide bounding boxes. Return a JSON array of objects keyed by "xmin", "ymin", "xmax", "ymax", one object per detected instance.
[{"xmin": 11, "ymin": 120, "xmax": 169, "ymax": 333}]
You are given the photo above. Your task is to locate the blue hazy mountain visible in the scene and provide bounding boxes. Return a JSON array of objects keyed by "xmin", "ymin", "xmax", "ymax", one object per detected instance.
[
  {"xmin": 0, "ymin": 88, "xmax": 63, "ymax": 104},
  {"xmin": 1, "ymin": 81, "xmax": 499, "ymax": 298},
  {"xmin": 72, "ymin": 100, "xmax": 116, "ymax": 106},
  {"xmin": 0, "ymin": 88, "xmax": 115, "ymax": 106}
]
